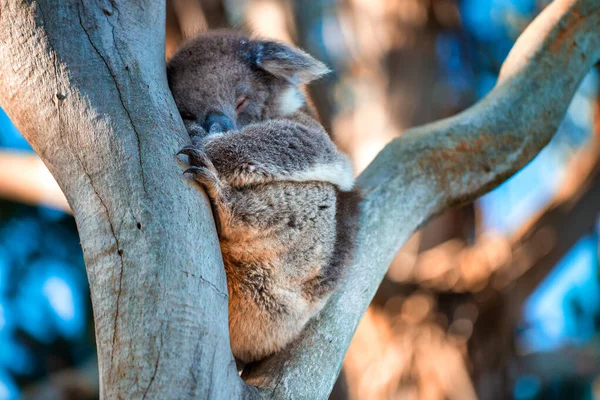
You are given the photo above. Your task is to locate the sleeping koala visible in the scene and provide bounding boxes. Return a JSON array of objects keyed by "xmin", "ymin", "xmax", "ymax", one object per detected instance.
[{"xmin": 167, "ymin": 31, "xmax": 360, "ymax": 364}]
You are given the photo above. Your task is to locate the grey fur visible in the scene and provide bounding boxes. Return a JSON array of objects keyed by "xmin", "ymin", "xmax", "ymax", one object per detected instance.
[{"xmin": 168, "ymin": 31, "xmax": 360, "ymax": 364}]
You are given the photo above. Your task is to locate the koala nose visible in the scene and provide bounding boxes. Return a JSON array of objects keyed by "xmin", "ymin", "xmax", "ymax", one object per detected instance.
[{"xmin": 203, "ymin": 113, "xmax": 235, "ymax": 134}]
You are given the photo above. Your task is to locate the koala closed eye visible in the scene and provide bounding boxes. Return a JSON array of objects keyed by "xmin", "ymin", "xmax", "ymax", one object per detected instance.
[{"xmin": 235, "ymin": 96, "xmax": 249, "ymax": 113}]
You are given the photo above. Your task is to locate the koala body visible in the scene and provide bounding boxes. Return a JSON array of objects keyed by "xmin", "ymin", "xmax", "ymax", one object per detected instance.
[{"xmin": 167, "ymin": 31, "xmax": 360, "ymax": 364}]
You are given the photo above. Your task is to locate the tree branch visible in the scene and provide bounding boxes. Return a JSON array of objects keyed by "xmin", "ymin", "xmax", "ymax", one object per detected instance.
[{"xmin": 243, "ymin": 0, "xmax": 600, "ymax": 396}]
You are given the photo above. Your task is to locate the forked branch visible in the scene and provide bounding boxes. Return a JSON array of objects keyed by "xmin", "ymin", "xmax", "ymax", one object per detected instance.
[{"xmin": 243, "ymin": 0, "xmax": 600, "ymax": 397}]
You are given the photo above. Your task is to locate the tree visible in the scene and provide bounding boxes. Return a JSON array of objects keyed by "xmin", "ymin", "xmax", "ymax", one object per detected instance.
[{"xmin": 0, "ymin": 0, "xmax": 597, "ymax": 398}]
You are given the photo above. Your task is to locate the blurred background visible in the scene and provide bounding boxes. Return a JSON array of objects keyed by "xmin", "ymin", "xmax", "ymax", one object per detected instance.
[{"xmin": 0, "ymin": 0, "xmax": 598, "ymax": 399}]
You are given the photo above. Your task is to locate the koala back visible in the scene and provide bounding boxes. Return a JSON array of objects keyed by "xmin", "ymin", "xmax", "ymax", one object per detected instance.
[{"xmin": 221, "ymin": 181, "xmax": 359, "ymax": 363}]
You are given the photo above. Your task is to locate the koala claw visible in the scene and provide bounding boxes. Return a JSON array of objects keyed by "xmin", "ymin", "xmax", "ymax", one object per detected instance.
[
  {"xmin": 183, "ymin": 166, "xmax": 205, "ymax": 175},
  {"xmin": 176, "ymin": 145, "xmax": 195, "ymax": 156},
  {"xmin": 183, "ymin": 166, "xmax": 224, "ymax": 199},
  {"xmin": 178, "ymin": 145, "xmax": 207, "ymax": 162},
  {"xmin": 178, "ymin": 145, "xmax": 219, "ymax": 172},
  {"xmin": 179, "ymin": 145, "xmax": 224, "ymax": 200}
]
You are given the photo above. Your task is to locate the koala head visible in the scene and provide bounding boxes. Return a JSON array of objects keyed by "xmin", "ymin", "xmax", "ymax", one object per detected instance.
[{"xmin": 167, "ymin": 31, "xmax": 329, "ymax": 138}]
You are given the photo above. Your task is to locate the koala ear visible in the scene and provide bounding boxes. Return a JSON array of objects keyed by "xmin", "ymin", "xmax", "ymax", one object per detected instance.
[{"xmin": 248, "ymin": 40, "xmax": 330, "ymax": 84}]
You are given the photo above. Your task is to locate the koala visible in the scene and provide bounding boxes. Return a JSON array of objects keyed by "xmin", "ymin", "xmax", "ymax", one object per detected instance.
[{"xmin": 167, "ymin": 31, "xmax": 360, "ymax": 364}]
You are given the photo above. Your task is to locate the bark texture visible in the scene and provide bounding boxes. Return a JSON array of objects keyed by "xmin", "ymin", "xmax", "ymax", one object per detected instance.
[
  {"xmin": 0, "ymin": 1, "xmax": 248, "ymax": 398},
  {"xmin": 0, "ymin": 0, "xmax": 598, "ymax": 398}
]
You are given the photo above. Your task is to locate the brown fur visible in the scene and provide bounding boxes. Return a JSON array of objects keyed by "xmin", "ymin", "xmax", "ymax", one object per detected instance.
[{"xmin": 168, "ymin": 31, "xmax": 360, "ymax": 364}]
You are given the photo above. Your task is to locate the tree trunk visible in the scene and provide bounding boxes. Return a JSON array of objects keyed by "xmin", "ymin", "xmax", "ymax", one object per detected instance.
[{"xmin": 0, "ymin": 1, "xmax": 247, "ymax": 398}]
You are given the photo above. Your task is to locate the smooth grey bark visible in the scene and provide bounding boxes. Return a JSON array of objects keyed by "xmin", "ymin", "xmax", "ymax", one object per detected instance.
[
  {"xmin": 0, "ymin": 0, "xmax": 598, "ymax": 399},
  {"xmin": 0, "ymin": 1, "xmax": 248, "ymax": 398}
]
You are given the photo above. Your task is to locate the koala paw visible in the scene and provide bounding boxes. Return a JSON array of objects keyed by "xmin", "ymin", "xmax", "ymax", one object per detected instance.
[
  {"xmin": 177, "ymin": 146, "xmax": 223, "ymax": 199},
  {"xmin": 177, "ymin": 145, "xmax": 214, "ymax": 169},
  {"xmin": 183, "ymin": 166, "xmax": 224, "ymax": 198}
]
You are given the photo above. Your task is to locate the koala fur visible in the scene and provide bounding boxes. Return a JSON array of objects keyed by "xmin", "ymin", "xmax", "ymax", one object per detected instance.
[{"xmin": 167, "ymin": 31, "xmax": 360, "ymax": 364}]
